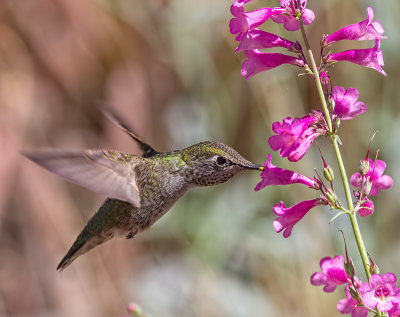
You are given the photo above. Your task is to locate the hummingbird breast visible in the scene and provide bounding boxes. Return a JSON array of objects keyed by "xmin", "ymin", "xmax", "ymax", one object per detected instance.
[{"xmin": 128, "ymin": 156, "xmax": 192, "ymax": 231}]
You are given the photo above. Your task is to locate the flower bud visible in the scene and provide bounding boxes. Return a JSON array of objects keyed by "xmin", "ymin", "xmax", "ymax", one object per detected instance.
[
  {"xmin": 127, "ymin": 303, "xmax": 143, "ymax": 316},
  {"xmin": 320, "ymin": 34, "xmax": 328, "ymax": 48},
  {"xmin": 327, "ymin": 95, "xmax": 335, "ymax": 112},
  {"xmin": 325, "ymin": 189, "xmax": 337, "ymax": 205},
  {"xmin": 348, "ymin": 285, "xmax": 360, "ymax": 301},
  {"xmin": 368, "ymin": 255, "xmax": 380, "ymax": 275},
  {"xmin": 333, "ymin": 117, "xmax": 341, "ymax": 130},
  {"xmin": 345, "ymin": 258, "xmax": 356, "ymax": 278},
  {"xmin": 362, "ymin": 179, "xmax": 372, "ymax": 196},
  {"xmin": 323, "ymin": 165, "xmax": 334, "ymax": 183},
  {"xmin": 359, "ymin": 159, "xmax": 370, "ymax": 176},
  {"xmin": 369, "ymin": 262, "xmax": 380, "ymax": 275}
]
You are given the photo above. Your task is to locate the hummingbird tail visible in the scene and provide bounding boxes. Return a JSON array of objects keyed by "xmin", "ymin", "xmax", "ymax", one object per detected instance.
[
  {"xmin": 57, "ymin": 232, "xmax": 113, "ymax": 271},
  {"xmin": 57, "ymin": 199, "xmax": 135, "ymax": 271},
  {"xmin": 57, "ymin": 240, "xmax": 85, "ymax": 271}
]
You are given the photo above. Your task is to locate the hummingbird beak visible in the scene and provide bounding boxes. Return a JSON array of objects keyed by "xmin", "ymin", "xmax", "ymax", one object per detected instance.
[{"xmin": 242, "ymin": 164, "xmax": 264, "ymax": 171}]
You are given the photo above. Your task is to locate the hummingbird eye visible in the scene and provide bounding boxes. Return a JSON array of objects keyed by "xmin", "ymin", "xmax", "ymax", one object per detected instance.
[{"xmin": 216, "ymin": 156, "xmax": 227, "ymax": 166}]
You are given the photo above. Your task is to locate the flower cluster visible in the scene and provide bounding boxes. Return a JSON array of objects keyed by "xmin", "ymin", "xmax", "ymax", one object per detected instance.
[
  {"xmin": 350, "ymin": 157, "xmax": 393, "ymax": 217},
  {"xmin": 230, "ymin": 1, "xmax": 396, "ymax": 316},
  {"xmin": 230, "ymin": 0, "xmax": 313, "ymax": 78},
  {"xmin": 311, "ymin": 256, "xmax": 400, "ymax": 316},
  {"xmin": 255, "ymin": 152, "xmax": 328, "ymax": 238},
  {"xmin": 323, "ymin": 7, "xmax": 387, "ymax": 76},
  {"xmin": 237, "ymin": 2, "xmax": 392, "ymax": 235},
  {"xmin": 230, "ymin": 1, "xmax": 386, "ymax": 79}
]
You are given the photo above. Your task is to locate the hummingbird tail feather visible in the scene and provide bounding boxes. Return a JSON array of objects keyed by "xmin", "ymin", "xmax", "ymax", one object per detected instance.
[
  {"xmin": 57, "ymin": 233, "xmax": 113, "ymax": 271},
  {"xmin": 57, "ymin": 240, "xmax": 85, "ymax": 271}
]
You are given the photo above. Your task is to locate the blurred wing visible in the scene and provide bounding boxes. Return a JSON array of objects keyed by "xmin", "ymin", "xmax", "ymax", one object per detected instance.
[
  {"xmin": 101, "ymin": 106, "xmax": 159, "ymax": 158},
  {"xmin": 24, "ymin": 149, "xmax": 141, "ymax": 207}
]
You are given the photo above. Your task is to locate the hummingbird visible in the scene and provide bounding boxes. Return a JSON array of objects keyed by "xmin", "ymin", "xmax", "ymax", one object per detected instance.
[{"xmin": 25, "ymin": 109, "xmax": 263, "ymax": 271}]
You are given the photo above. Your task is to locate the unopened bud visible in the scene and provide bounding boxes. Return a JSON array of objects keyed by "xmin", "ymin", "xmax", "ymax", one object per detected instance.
[
  {"xmin": 333, "ymin": 117, "xmax": 341, "ymax": 130},
  {"xmin": 325, "ymin": 189, "xmax": 337, "ymax": 205},
  {"xmin": 345, "ymin": 258, "xmax": 356, "ymax": 278},
  {"xmin": 127, "ymin": 303, "xmax": 143, "ymax": 317},
  {"xmin": 348, "ymin": 286, "xmax": 359, "ymax": 301},
  {"xmin": 370, "ymin": 262, "xmax": 380, "ymax": 275},
  {"xmin": 359, "ymin": 159, "xmax": 370, "ymax": 176},
  {"xmin": 327, "ymin": 95, "xmax": 335, "ymax": 112},
  {"xmin": 320, "ymin": 34, "xmax": 327, "ymax": 48},
  {"xmin": 368, "ymin": 255, "xmax": 380, "ymax": 275},
  {"xmin": 362, "ymin": 179, "xmax": 372, "ymax": 196},
  {"xmin": 323, "ymin": 165, "xmax": 334, "ymax": 183}
]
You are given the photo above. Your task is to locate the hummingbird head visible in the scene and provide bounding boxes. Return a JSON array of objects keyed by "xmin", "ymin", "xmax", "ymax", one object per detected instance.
[{"xmin": 181, "ymin": 141, "xmax": 262, "ymax": 186}]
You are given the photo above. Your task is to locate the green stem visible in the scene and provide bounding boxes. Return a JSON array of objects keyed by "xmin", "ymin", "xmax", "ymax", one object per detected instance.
[{"xmin": 298, "ymin": 17, "xmax": 371, "ymax": 280}]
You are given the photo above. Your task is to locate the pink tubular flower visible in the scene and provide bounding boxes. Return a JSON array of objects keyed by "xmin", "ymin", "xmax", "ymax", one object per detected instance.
[
  {"xmin": 229, "ymin": 0, "xmax": 314, "ymax": 41},
  {"xmin": 358, "ymin": 198, "xmax": 374, "ymax": 217},
  {"xmin": 389, "ymin": 304, "xmax": 400, "ymax": 317},
  {"xmin": 319, "ymin": 71, "xmax": 331, "ymax": 85},
  {"xmin": 254, "ymin": 153, "xmax": 320, "ymax": 191},
  {"xmin": 273, "ymin": 198, "xmax": 326, "ymax": 238},
  {"xmin": 268, "ymin": 112, "xmax": 326, "ymax": 162},
  {"xmin": 310, "ymin": 256, "xmax": 349, "ymax": 292},
  {"xmin": 361, "ymin": 273, "xmax": 400, "ymax": 312},
  {"xmin": 236, "ymin": 29, "xmax": 301, "ymax": 52},
  {"xmin": 241, "ymin": 49, "xmax": 305, "ymax": 79},
  {"xmin": 324, "ymin": 7, "xmax": 386, "ymax": 46},
  {"xmin": 332, "ymin": 86, "xmax": 366, "ymax": 120},
  {"xmin": 337, "ymin": 286, "xmax": 368, "ymax": 317},
  {"xmin": 327, "ymin": 39, "xmax": 386, "ymax": 76},
  {"xmin": 229, "ymin": 0, "xmax": 284, "ymax": 41},
  {"xmin": 271, "ymin": 0, "xmax": 315, "ymax": 31},
  {"xmin": 350, "ymin": 158, "xmax": 393, "ymax": 196}
]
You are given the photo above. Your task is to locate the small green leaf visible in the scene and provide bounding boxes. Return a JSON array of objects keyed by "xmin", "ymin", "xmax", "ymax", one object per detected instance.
[
  {"xmin": 329, "ymin": 211, "xmax": 347, "ymax": 223},
  {"xmin": 335, "ymin": 135, "xmax": 342, "ymax": 146}
]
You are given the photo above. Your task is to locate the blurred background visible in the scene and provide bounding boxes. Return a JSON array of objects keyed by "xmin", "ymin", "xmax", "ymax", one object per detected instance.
[{"xmin": 0, "ymin": 0, "xmax": 399, "ymax": 316}]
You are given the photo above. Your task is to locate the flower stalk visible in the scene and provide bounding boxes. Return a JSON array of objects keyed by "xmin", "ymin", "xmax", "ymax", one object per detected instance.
[
  {"xmin": 298, "ymin": 11, "xmax": 372, "ymax": 281},
  {"xmin": 230, "ymin": 1, "xmax": 395, "ymax": 314}
]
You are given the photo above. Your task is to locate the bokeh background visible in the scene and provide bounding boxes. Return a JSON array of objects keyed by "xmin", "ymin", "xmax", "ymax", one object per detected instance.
[{"xmin": 0, "ymin": 0, "xmax": 399, "ymax": 316}]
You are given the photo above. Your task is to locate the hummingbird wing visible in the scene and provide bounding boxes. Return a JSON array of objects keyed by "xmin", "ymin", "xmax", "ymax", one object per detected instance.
[
  {"xmin": 24, "ymin": 150, "xmax": 142, "ymax": 207},
  {"xmin": 101, "ymin": 107, "xmax": 159, "ymax": 158}
]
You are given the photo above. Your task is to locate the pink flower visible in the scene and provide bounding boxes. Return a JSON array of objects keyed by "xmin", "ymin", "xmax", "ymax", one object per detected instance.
[
  {"xmin": 127, "ymin": 303, "xmax": 142, "ymax": 315},
  {"xmin": 332, "ymin": 86, "xmax": 366, "ymax": 120},
  {"xmin": 327, "ymin": 39, "xmax": 386, "ymax": 76},
  {"xmin": 229, "ymin": 0, "xmax": 314, "ymax": 41},
  {"xmin": 236, "ymin": 29, "xmax": 301, "ymax": 52},
  {"xmin": 361, "ymin": 273, "xmax": 400, "ymax": 312},
  {"xmin": 337, "ymin": 286, "xmax": 368, "ymax": 317},
  {"xmin": 271, "ymin": 0, "xmax": 315, "ymax": 31},
  {"xmin": 254, "ymin": 153, "xmax": 320, "ymax": 191},
  {"xmin": 319, "ymin": 71, "xmax": 331, "ymax": 85},
  {"xmin": 268, "ymin": 112, "xmax": 326, "ymax": 162},
  {"xmin": 229, "ymin": 0, "xmax": 284, "ymax": 41},
  {"xmin": 358, "ymin": 198, "xmax": 374, "ymax": 217},
  {"xmin": 241, "ymin": 49, "xmax": 305, "ymax": 79},
  {"xmin": 273, "ymin": 198, "xmax": 326, "ymax": 238},
  {"xmin": 389, "ymin": 304, "xmax": 400, "ymax": 317},
  {"xmin": 325, "ymin": 7, "xmax": 386, "ymax": 46},
  {"xmin": 350, "ymin": 158, "xmax": 393, "ymax": 196},
  {"xmin": 310, "ymin": 256, "xmax": 349, "ymax": 292}
]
